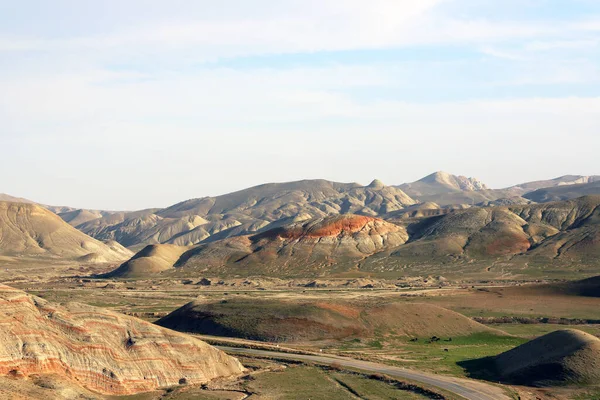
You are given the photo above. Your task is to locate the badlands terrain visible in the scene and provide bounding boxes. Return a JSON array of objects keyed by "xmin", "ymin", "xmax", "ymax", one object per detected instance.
[{"xmin": 1, "ymin": 171, "xmax": 600, "ymax": 399}]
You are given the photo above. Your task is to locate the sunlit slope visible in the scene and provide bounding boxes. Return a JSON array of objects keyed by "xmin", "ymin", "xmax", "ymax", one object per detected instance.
[{"xmin": 0, "ymin": 202, "xmax": 132, "ymax": 261}]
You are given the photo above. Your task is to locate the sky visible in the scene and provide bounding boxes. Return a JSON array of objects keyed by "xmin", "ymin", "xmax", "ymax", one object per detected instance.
[{"xmin": 1, "ymin": 0, "xmax": 599, "ymax": 210}]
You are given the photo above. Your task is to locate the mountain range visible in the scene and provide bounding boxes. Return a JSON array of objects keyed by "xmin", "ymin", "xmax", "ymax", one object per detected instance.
[{"xmin": 2, "ymin": 171, "xmax": 599, "ymax": 277}]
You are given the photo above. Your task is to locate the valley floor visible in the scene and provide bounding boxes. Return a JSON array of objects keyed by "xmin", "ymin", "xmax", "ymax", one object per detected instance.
[{"xmin": 3, "ymin": 261, "xmax": 600, "ymax": 399}]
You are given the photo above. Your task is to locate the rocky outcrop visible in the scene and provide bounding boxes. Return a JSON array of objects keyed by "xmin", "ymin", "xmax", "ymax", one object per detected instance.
[{"xmin": 0, "ymin": 284, "xmax": 243, "ymax": 395}]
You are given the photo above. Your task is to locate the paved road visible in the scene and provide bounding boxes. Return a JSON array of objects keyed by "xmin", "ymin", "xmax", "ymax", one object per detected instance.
[{"xmin": 218, "ymin": 346, "xmax": 510, "ymax": 400}]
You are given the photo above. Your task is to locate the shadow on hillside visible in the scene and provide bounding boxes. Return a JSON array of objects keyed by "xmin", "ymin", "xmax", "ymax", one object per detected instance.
[{"xmin": 457, "ymin": 356, "xmax": 499, "ymax": 382}]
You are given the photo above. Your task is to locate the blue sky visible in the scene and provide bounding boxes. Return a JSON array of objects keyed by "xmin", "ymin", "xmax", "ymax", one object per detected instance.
[{"xmin": 1, "ymin": 0, "xmax": 599, "ymax": 209}]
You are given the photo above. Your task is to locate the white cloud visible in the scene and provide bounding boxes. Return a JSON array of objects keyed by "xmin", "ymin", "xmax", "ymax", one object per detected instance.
[
  {"xmin": 524, "ymin": 39, "xmax": 599, "ymax": 51},
  {"xmin": 479, "ymin": 46, "xmax": 524, "ymax": 60},
  {"xmin": 1, "ymin": 0, "xmax": 599, "ymax": 208},
  {"xmin": 0, "ymin": 1, "xmax": 595, "ymax": 60},
  {"xmin": 0, "ymin": 0, "xmax": 444, "ymax": 55}
]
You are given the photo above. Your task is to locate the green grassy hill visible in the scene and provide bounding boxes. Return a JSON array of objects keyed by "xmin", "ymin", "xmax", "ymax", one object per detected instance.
[{"xmin": 156, "ymin": 298, "xmax": 498, "ymax": 343}]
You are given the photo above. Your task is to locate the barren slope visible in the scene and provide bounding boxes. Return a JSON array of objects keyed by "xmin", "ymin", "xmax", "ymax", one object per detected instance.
[
  {"xmin": 0, "ymin": 202, "xmax": 132, "ymax": 262},
  {"xmin": 510, "ymin": 195, "xmax": 600, "ymax": 261}
]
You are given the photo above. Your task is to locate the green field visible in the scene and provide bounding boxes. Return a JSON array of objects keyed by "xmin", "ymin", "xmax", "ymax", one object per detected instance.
[
  {"xmin": 245, "ymin": 365, "xmax": 431, "ymax": 400},
  {"xmin": 331, "ymin": 332, "xmax": 526, "ymax": 377}
]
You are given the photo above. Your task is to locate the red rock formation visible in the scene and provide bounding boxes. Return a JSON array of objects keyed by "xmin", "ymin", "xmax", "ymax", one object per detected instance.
[
  {"xmin": 169, "ymin": 214, "xmax": 410, "ymax": 275},
  {"xmin": 266, "ymin": 215, "xmax": 402, "ymax": 241},
  {"xmin": 0, "ymin": 284, "xmax": 243, "ymax": 395},
  {"xmin": 306, "ymin": 215, "xmax": 385, "ymax": 238}
]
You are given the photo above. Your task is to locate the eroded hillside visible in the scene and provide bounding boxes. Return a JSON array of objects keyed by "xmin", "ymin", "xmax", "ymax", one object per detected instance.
[{"xmin": 0, "ymin": 284, "xmax": 243, "ymax": 395}]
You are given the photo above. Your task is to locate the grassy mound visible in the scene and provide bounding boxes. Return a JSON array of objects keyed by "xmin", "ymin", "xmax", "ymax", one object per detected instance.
[
  {"xmin": 494, "ymin": 329, "xmax": 600, "ymax": 386},
  {"xmin": 156, "ymin": 298, "xmax": 497, "ymax": 343},
  {"xmin": 461, "ymin": 329, "xmax": 600, "ymax": 386}
]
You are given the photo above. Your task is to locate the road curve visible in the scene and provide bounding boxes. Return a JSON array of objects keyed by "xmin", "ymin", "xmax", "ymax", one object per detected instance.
[{"xmin": 218, "ymin": 346, "xmax": 510, "ymax": 400}]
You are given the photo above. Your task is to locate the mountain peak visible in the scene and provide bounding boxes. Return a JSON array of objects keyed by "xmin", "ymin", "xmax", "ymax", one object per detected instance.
[
  {"xmin": 419, "ymin": 172, "xmax": 488, "ymax": 191},
  {"xmin": 419, "ymin": 171, "xmax": 453, "ymax": 183},
  {"xmin": 367, "ymin": 179, "xmax": 385, "ymax": 189}
]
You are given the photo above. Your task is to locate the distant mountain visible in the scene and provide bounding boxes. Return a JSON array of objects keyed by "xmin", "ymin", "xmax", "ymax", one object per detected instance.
[
  {"xmin": 398, "ymin": 171, "xmax": 489, "ymax": 197},
  {"xmin": 396, "ymin": 173, "xmax": 600, "ymax": 206},
  {"xmin": 77, "ymin": 179, "xmax": 416, "ymax": 250},
  {"xmin": 524, "ymin": 181, "xmax": 600, "ymax": 203},
  {"xmin": 0, "ymin": 202, "xmax": 132, "ymax": 262},
  {"xmin": 511, "ymin": 175, "xmax": 600, "ymax": 193},
  {"xmin": 395, "ymin": 172, "xmax": 523, "ymax": 206},
  {"xmin": 76, "ymin": 208, "xmax": 196, "ymax": 250},
  {"xmin": 6, "ymin": 173, "xmax": 599, "ymax": 257}
]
